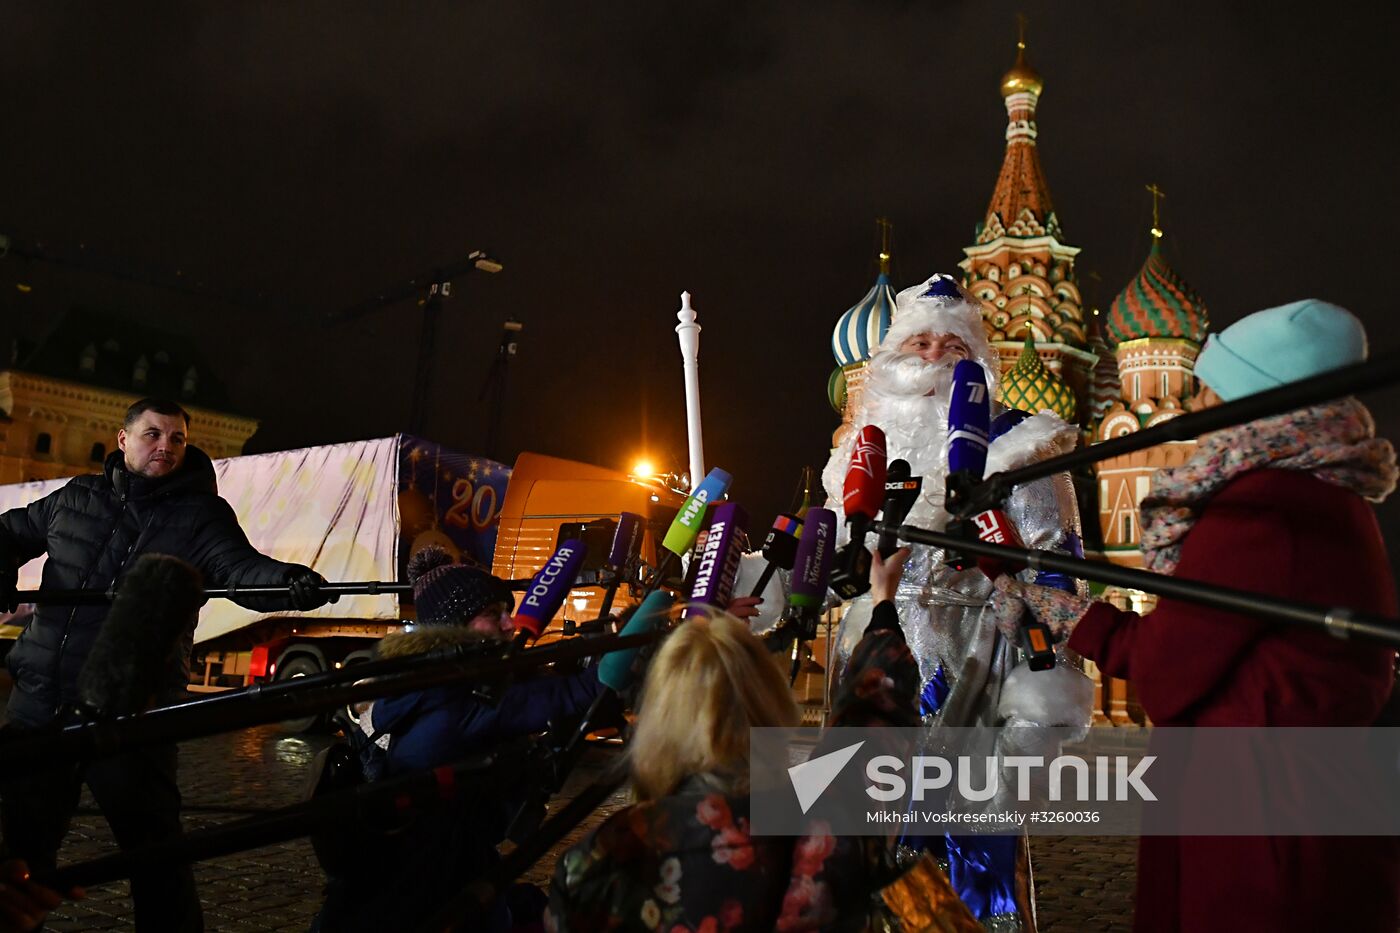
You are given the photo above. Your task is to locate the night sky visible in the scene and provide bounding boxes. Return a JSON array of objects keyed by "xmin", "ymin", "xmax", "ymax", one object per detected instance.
[{"xmin": 3, "ymin": 2, "xmax": 1399, "ymax": 566}]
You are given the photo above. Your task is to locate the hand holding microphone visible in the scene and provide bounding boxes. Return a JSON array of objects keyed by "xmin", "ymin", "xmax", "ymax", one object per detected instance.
[
  {"xmin": 989, "ymin": 576, "xmax": 1094, "ymax": 668},
  {"xmin": 869, "ymin": 546, "xmax": 911, "ymax": 606}
]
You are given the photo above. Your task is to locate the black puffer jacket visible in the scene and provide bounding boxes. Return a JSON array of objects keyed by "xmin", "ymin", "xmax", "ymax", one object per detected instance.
[{"xmin": 0, "ymin": 446, "xmax": 300, "ymax": 727}]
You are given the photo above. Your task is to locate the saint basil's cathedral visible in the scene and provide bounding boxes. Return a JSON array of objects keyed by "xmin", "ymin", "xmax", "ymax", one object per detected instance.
[{"xmin": 827, "ymin": 30, "xmax": 1211, "ymax": 726}]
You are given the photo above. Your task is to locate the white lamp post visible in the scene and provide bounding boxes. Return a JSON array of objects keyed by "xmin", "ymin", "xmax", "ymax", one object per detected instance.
[{"xmin": 675, "ymin": 291, "xmax": 705, "ymax": 492}]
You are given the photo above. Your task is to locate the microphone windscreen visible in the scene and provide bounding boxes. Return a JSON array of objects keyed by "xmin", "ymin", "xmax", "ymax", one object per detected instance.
[
  {"xmin": 947, "ymin": 359, "xmax": 991, "ymax": 480},
  {"xmin": 606, "ymin": 512, "xmax": 644, "ymax": 569},
  {"xmin": 788, "ymin": 508, "xmax": 836, "ymax": 609},
  {"xmin": 662, "ymin": 467, "xmax": 732, "ymax": 557},
  {"xmin": 761, "ymin": 513, "xmax": 802, "ymax": 570},
  {"xmin": 512, "ymin": 539, "xmax": 587, "ymax": 639},
  {"xmin": 842, "ymin": 426, "xmax": 888, "ymax": 522},
  {"xmin": 77, "ymin": 554, "xmax": 205, "ymax": 719},
  {"xmin": 683, "ymin": 502, "xmax": 748, "ymax": 619},
  {"xmin": 597, "ymin": 590, "xmax": 675, "ymax": 692}
]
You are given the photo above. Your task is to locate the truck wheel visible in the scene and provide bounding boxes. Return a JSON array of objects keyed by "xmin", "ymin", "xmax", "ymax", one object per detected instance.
[{"xmin": 274, "ymin": 655, "xmax": 326, "ymax": 733}]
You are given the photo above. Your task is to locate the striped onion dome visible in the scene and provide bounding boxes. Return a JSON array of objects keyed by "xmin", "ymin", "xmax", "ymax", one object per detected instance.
[
  {"xmin": 1000, "ymin": 330, "xmax": 1078, "ymax": 421},
  {"xmin": 1087, "ymin": 318, "xmax": 1120, "ymax": 422},
  {"xmin": 832, "ymin": 272, "xmax": 896, "ymax": 367},
  {"xmin": 1106, "ymin": 238, "xmax": 1209, "ymax": 345},
  {"xmin": 827, "ymin": 366, "xmax": 847, "ymax": 414}
]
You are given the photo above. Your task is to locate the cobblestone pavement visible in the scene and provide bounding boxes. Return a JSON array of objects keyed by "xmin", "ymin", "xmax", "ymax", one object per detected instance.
[{"xmin": 21, "ymin": 721, "xmax": 1135, "ymax": 931}]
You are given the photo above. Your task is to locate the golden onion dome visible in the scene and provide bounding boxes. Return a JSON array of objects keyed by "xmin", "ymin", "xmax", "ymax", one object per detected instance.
[
  {"xmin": 1000, "ymin": 329, "xmax": 1077, "ymax": 422},
  {"xmin": 1000, "ymin": 45, "xmax": 1043, "ymax": 98}
]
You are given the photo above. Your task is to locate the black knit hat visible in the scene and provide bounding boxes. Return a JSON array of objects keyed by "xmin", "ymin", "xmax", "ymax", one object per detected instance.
[{"xmin": 407, "ymin": 546, "xmax": 515, "ymax": 627}]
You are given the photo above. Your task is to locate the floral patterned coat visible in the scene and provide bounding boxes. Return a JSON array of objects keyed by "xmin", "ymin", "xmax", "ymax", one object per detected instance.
[{"xmin": 546, "ymin": 603, "xmax": 921, "ymax": 933}]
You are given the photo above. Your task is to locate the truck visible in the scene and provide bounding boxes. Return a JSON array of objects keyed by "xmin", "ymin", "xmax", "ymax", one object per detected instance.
[{"xmin": 0, "ymin": 435, "xmax": 688, "ymax": 728}]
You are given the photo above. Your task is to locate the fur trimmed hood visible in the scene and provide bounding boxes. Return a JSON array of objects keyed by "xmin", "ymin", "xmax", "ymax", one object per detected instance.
[
  {"xmin": 985, "ymin": 411, "xmax": 1079, "ymax": 476},
  {"xmin": 376, "ymin": 625, "xmax": 496, "ymax": 660}
]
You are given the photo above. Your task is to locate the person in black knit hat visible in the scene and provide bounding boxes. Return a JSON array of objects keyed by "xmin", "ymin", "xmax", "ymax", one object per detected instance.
[{"xmin": 312, "ymin": 547, "xmax": 605, "ymax": 933}]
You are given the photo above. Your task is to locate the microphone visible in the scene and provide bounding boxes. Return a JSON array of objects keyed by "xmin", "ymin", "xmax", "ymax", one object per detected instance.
[
  {"xmin": 944, "ymin": 360, "xmax": 993, "ymax": 571},
  {"xmin": 647, "ymin": 467, "xmax": 732, "ymax": 596},
  {"xmin": 596, "ymin": 590, "xmax": 675, "ymax": 693},
  {"xmin": 878, "ymin": 459, "xmax": 922, "ymax": 558},
  {"xmin": 830, "ymin": 426, "xmax": 887, "ymax": 600},
  {"xmin": 948, "ymin": 387, "xmax": 1057, "ymax": 671},
  {"xmin": 511, "ymin": 539, "xmax": 587, "ymax": 647},
  {"xmin": 683, "ymin": 502, "xmax": 748, "ymax": 619},
  {"xmin": 597, "ymin": 512, "xmax": 643, "ymax": 619},
  {"xmin": 771, "ymin": 508, "xmax": 836, "ymax": 682},
  {"xmin": 662, "ymin": 468, "xmax": 733, "ymax": 558},
  {"xmin": 947, "ymin": 360, "xmax": 991, "ymax": 480},
  {"xmin": 606, "ymin": 512, "xmax": 644, "ymax": 572},
  {"xmin": 785, "ymin": 507, "xmax": 837, "ymax": 636},
  {"xmin": 76, "ymin": 554, "xmax": 206, "ymax": 720},
  {"xmin": 747, "ymin": 513, "xmax": 802, "ymax": 599}
]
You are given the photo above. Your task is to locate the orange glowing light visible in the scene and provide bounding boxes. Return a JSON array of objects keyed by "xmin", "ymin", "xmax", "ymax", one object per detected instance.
[{"xmin": 631, "ymin": 459, "xmax": 655, "ymax": 478}]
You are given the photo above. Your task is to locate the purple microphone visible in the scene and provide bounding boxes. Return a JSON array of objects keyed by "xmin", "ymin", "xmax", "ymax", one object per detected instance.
[
  {"xmin": 512, "ymin": 539, "xmax": 586, "ymax": 645},
  {"xmin": 683, "ymin": 502, "xmax": 748, "ymax": 619}
]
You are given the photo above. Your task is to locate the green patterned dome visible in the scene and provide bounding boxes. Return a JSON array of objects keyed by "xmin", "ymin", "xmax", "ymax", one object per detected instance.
[
  {"xmin": 828, "ymin": 366, "xmax": 848, "ymax": 414},
  {"xmin": 1106, "ymin": 238, "xmax": 1209, "ymax": 344},
  {"xmin": 1000, "ymin": 330, "xmax": 1077, "ymax": 421}
]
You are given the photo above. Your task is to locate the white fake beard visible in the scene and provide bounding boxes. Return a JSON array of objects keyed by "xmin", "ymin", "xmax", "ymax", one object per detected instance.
[{"xmin": 859, "ymin": 352, "xmax": 959, "ymax": 529}]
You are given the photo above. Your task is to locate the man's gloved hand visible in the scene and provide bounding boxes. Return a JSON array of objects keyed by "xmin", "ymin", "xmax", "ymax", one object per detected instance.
[
  {"xmin": 988, "ymin": 575, "xmax": 1094, "ymax": 644},
  {"xmin": 286, "ymin": 566, "xmax": 338, "ymax": 611},
  {"xmin": 0, "ymin": 566, "xmax": 18, "ymax": 614}
]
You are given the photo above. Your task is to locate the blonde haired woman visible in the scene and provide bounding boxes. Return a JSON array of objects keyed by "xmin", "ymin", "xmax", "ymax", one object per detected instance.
[{"xmin": 547, "ymin": 552, "xmax": 923, "ymax": 933}]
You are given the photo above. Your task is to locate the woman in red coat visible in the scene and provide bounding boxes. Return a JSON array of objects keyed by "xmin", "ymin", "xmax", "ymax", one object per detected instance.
[{"xmin": 992, "ymin": 299, "xmax": 1400, "ymax": 932}]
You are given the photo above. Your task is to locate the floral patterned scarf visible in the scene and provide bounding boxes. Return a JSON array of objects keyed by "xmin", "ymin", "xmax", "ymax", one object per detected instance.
[{"xmin": 1139, "ymin": 398, "xmax": 1398, "ymax": 575}]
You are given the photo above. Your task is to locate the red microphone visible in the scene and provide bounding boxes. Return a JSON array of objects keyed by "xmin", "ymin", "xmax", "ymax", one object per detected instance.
[
  {"xmin": 842, "ymin": 425, "xmax": 888, "ymax": 521},
  {"xmin": 831, "ymin": 426, "xmax": 887, "ymax": 600}
]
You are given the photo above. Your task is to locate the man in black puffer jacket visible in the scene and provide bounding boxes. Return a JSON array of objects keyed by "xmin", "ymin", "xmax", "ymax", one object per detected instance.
[{"xmin": 0, "ymin": 398, "xmax": 335, "ymax": 931}]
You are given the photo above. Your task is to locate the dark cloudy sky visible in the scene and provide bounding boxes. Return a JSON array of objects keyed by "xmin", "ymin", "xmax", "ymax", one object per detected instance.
[{"xmin": 2, "ymin": 2, "xmax": 1399, "ymax": 554}]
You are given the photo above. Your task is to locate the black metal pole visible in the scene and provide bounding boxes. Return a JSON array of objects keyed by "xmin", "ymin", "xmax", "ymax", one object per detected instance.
[
  {"xmin": 0, "ymin": 630, "xmax": 663, "ymax": 778},
  {"xmin": 639, "ymin": 551, "xmax": 678, "ymax": 601},
  {"xmin": 16, "ymin": 580, "xmax": 414, "ymax": 606},
  {"xmin": 409, "ymin": 282, "xmax": 446, "ymax": 437},
  {"xmin": 871, "ymin": 520, "xmax": 1400, "ymax": 647},
  {"xmin": 420, "ymin": 772, "xmax": 626, "ymax": 932},
  {"xmin": 952, "ymin": 351, "xmax": 1400, "ymax": 518},
  {"xmin": 44, "ymin": 743, "xmax": 520, "ymax": 890}
]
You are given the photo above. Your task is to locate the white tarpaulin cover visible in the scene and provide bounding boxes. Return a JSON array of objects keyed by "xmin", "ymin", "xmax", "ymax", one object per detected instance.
[
  {"xmin": 0, "ymin": 438, "xmax": 402, "ymax": 644},
  {"xmin": 199, "ymin": 437, "xmax": 402, "ymax": 642}
]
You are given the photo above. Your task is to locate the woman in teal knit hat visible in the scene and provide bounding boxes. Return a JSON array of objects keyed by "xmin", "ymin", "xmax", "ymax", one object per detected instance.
[{"xmin": 989, "ymin": 300, "xmax": 1400, "ymax": 933}]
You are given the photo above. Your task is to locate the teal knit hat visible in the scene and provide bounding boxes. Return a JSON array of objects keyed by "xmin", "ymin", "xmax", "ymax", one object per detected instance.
[{"xmin": 1194, "ymin": 299, "xmax": 1367, "ymax": 401}]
